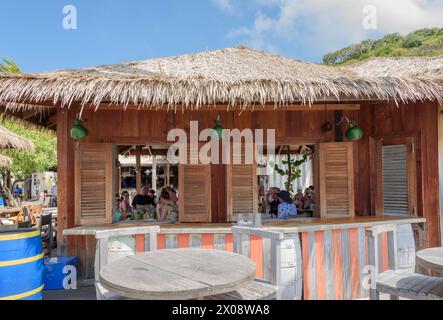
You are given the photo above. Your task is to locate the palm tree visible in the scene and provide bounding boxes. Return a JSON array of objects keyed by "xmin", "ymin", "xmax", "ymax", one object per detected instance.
[
  {"xmin": 0, "ymin": 57, "xmax": 22, "ymax": 206},
  {"xmin": 0, "ymin": 57, "xmax": 20, "ymax": 74}
]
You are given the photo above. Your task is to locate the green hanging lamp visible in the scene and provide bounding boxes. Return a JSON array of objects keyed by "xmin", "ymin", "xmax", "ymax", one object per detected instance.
[
  {"xmin": 346, "ymin": 122, "xmax": 364, "ymax": 141},
  {"xmin": 212, "ymin": 115, "xmax": 225, "ymax": 140},
  {"xmin": 71, "ymin": 119, "xmax": 89, "ymax": 141},
  {"xmin": 337, "ymin": 116, "xmax": 364, "ymax": 141}
]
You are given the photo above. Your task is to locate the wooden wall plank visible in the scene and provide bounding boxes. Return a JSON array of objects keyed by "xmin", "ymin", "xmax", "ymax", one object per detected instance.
[
  {"xmin": 190, "ymin": 234, "xmax": 202, "ymax": 248},
  {"xmin": 358, "ymin": 227, "xmax": 368, "ymax": 298},
  {"xmin": 250, "ymin": 235, "xmax": 263, "ymax": 279},
  {"xmin": 341, "ymin": 229, "xmax": 352, "ymax": 300},
  {"xmin": 332, "ymin": 229, "xmax": 344, "ymax": 300},
  {"xmin": 166, "ymin": 234, "xmax": 178, "ymax": 249},
  {"xmin": 323, "ymin": 230, "xmax": 335, "ymax": 300},
  {"xmin": 213, "ymin": 234, "xmax": 226, "ymax": 251},
  {"xmin": 177, "ymin": 234, "xmax": 190, "ymax": 248},
  {"xmin": 349, "ymin": 228, "xmax": 361, "ymax": 299}
]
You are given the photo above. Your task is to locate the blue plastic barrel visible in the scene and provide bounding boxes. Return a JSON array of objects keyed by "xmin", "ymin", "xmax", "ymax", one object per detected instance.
[{"xmin": 0, "ymin": 229, "xmax": 44, "ymax": 300}]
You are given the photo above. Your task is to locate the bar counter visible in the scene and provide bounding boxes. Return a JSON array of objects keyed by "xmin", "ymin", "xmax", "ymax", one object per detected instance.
[{"xmin": 63, "ymin": 215, "xmax": 425, "ymax": 300}]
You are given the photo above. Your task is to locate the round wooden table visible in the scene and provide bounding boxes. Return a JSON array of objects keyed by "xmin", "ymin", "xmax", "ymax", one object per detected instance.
[
  {"xmin": 416, "ymin": 247, "xmax": 443, "ymax": 276},
  {"xmin": 99, "ymin": 248, "xmax": 257, "ymax": 300}
]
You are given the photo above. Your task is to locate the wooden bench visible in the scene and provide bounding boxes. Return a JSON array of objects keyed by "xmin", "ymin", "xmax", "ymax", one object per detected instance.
[
  {"xmin": 367, "ymin": 225, "xmax": 443, "ymax": 300},
  {"xmin": 205, "ymin": 280, "xmax": 276, "ymax": 300},
  {"xmin": 376, "ymin": 270, "xmax": 443, "ymax": 300},
  {"xmin": 96, "ymin": 280, "xmax": 277, "ymax": 301}
]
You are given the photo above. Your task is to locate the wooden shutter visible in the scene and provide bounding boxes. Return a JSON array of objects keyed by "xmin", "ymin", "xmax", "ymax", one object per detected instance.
[
  {"xmin": 372, "ymin": 136, "xmax": 417, "ymax": 216},
  {"xmin": 178, "ymin": 148, "xmax": 211, "ymax": 223},
  {"xmin": 318, "ymin": 142, "xmax": 355, "ymax": 218},
  {"xmin": 75, "ymin": 143, "xmax": 114, "ymax": 225},
  {"xmin": 226, "ymin": 143, "xmax": 258, "ymax": 222}
]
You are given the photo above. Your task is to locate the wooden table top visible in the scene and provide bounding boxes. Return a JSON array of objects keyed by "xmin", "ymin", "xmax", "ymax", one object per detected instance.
[
  {"xmin": 0, "ymin": 208, "xmax": 20, "ymax": 215},
  {"xmin": 99, "ymin": 248, "xmax": 256, "ymax": 300},
  {"xmin": 416, "ymin": 247, "xmax": 443, "ymax": 275}
]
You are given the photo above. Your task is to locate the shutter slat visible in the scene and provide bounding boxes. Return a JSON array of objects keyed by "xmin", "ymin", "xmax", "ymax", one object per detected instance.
[
  {"xmin": 75, "ymin": 143, "xmax": 113, "ymax": 225},
  {"xmin": 382, "ymin": 145, "xmax": 409, "ymax": 215},
  {"xmin": 179, "ymin": 147, "xmax": 211, "ymax": 222},
  {"xmin": 319, "ymin": 143, "xmax": 355, "ymax": 218}
]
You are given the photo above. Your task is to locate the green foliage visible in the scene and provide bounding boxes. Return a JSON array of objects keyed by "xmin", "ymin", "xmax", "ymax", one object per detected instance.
[
  {"xmin": 323, "ymin": 28, "xmax": 443, "ymax": 65},
  {"xmin": 1, "ymin": 118, "xmax": 57, "ymax": 180},
  {"xmin": 270, "ymin": 155, "xmax": 308, "ymax": 197},
  {"xmin": 0, "ymin": 58, "xmax": 20, "ymax": 74}
]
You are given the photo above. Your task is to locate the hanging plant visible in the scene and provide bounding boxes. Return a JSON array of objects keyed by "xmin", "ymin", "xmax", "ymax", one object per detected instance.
[{"xmin": 270, "ymin": 146, "xmax": 308, "ymax": 197}]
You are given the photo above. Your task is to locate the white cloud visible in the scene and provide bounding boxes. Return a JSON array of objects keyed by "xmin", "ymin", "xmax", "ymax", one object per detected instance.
[
  {"xmin": 211, "ymin": 0, "xmax": 235, "ymax": 15},
  {"xmin": 227, "ymin": 0, "xmax": 443, "ymax": 56}
]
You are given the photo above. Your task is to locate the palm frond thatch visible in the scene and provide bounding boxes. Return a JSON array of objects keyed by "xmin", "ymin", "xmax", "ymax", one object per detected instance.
[
  {"xmin": 0, "ymin": 46, "xmax": 443, "ymax": 110},
  {"xmin": 0, "ymin": 124, "xmax": 34, "ymax": 151},
  {"xmin": 0, "ymin": 154, "xmax": 12, "ymax": 168}
]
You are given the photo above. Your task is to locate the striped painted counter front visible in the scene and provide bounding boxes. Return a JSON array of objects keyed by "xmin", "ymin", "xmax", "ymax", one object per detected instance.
[{"xmin": 63, "ymin": 216, "xmax": 425, "ymax": 300}]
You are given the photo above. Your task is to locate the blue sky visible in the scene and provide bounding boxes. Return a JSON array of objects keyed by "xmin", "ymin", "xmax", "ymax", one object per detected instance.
[{"xmin": 1, "ymin": 0, "xmax": 443, "ymax": 72}]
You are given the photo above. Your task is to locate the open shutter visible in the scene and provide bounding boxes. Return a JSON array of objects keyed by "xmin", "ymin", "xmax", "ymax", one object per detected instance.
[
  {"xmin": 373, "ymin": 136, "xmax": 417, "ymax": 216},
  {"xmin": 226, "ymin": 143, "xmax": 258, "ymax": 222},
  {"xmin": 178, "ymin": 148, "xmax": 211, "ymax": 223},
  {"xmin": 318, "ymin": 142, "xmax": 355, "ymax": 218},
  {"xmin": 75, "ymin": 143, "xmax": 114, "ymax": 225}
]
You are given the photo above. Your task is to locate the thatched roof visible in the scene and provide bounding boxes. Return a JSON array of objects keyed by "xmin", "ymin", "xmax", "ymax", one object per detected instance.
[
  {"xmin": 0, "ymin": 124, "xmax": 34, "ymax": 151},
  {"xmin": 1, "ymin": 46, "xmax": 443, "ymax": 110},
  {"xmin": 0, "ymin": 155, "xmax": 12, "ymax": 168}
]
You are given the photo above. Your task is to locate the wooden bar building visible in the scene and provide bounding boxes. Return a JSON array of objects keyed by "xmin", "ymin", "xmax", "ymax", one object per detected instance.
[{"xmin": 1, "ymin": 47, "xmax": 442, "ymax": 299}]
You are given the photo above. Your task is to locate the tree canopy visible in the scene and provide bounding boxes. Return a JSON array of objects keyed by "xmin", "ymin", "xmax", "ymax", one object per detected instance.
[
  {"xmin": 0, "ymin": 57, "xmax": 20, "ymax": 73},
  {"xmin": 323, "ymin": 28, "xmax": 443, "ymax": 65},
  {"xmin": 0, "ymin": 58, "xmax": 56, "ymax": 180},
  {"xmin": 0, "ymin": 117, "xmax": 57, "ymax": 180}
]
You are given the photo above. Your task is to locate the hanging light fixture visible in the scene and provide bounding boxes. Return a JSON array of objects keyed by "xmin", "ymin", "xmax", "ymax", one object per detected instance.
[
  {"xmin": 212, "ymin": 115, "xmax": 225, "ymax": 140},
  {"xmin": 70, "ymin": 119, "xmax": 89, "ymax": 141},
  {"xmin": 337, "ymin": 116, "xmax": 364, "ymax": 141}
]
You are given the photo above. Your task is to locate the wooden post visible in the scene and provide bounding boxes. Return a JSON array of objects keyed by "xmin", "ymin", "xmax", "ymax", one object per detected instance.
[
  {"xmin": 56, "ymin": 106, "xmax": 76, "ymax": 256},
  {"xmin": 116, "ymin": 166, "xmax": 122, "ymax": 195},
  {"xmin": 366, "ymin": 229, "xmax": 379, "ymax": 300},
  {"xmin": 136, "ymin": 146, "xmax": 142, "ymax": 194},
  {"xmin": 439, "ymin": 104, "xmax": 443, "ymax": 246},
  {"xmin": 152, "ymin": 157, "xmax": 157, "ymax": 192},
  {"xmin": 165, "ymin": 162, "xmax": 171, "ymax": 187}
]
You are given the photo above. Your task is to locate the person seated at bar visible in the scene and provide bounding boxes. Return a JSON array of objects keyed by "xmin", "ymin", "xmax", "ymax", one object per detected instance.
[
  {"xmin": 276, "ymin": 190, "xmax": 297, "ymax": 220},
  {"xmin": 167, "ymin": 186, "xmax": 178, "ymax": 205},
  {"xmin": 293, "ymin": 187, "xmax": 304, "ymax": 208},
  {"xmin": 119, "ymin": 191, "xmax": 133, "ymax": 220},
  {"xmin": 156, "ymin": 190, "xmax": 179, "ymax": 222},
  {"xmin": 266, "ymin": 187, "xmax": 280, "ymax": 218},
  {"xmin": 132, "ymin": 186, "xmax": 156, "ymax": 208},
  {"xmin": 149, "ymin": 189, "xmax": 157, "ymax": 203},
  {"xmin": 302, "ymin": 187, "xmax": 314, "ymax": 209}
]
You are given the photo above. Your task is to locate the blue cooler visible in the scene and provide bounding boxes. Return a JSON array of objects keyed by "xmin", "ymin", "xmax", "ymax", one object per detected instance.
[
  {"xmin": 0, "ymin": 197, "xmax": 5, "ymax": 208},
  {"xmin": 43, "ymin": 256, "xmax": 78, "ymax": 290}
]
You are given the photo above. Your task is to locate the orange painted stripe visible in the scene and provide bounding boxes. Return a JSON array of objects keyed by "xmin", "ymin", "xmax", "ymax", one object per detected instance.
[
  {"xmin": 177, "ymin": 234, "xmax": 190, "ymax": 248},
  {"xmin": 201, "ymin": 234, "xmax": 214, "ymax": 249},
  {"xmin": 381, "ymin": 233, "xmax": 389, "ymax": 272},
  {"xmin": 349, "ymin": 229, "xmax": 361, "ymax": 299},
  {"xmin": 301, "ymin": 232, "xmax": 310, "ymax": 300},
  {"xmin": 135, "ymin": 234, "xmax": 145, "ymax": 253},
  {"xmin": 250, "ymin": 236, "xmax": 263, "ymax": 279},
  {"xmin": 225, "ymin": 234, "xmax": 233, "ymax": 252},
  {"xmin": 332, "ymin": 230, "xmax": 343, "ymax": 300},
  {"xmin": 157, "ymin": 234, "xmax": 166, "ymax": 250},
  {"xmin": 315, "ymin": 231, "xmax": 326, "ymax": 300}
]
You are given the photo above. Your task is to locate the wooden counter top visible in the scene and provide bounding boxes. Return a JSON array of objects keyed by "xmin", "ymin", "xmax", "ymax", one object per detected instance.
[{"xmin": 63, "ymin": 215, "xmax": 425, "ymax": 236}]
